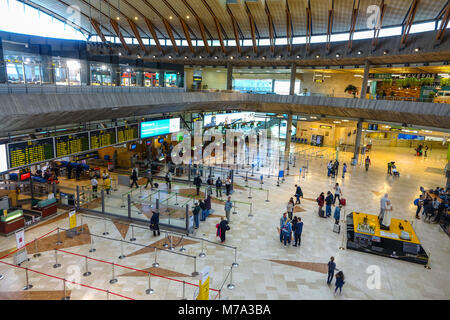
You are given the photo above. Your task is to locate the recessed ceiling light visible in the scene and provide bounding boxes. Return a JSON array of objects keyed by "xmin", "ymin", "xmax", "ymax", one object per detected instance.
[
  {"xmin": 230, "ymin": 56, "xmax": 234, "ymax": 59},
  {"xmin": 333, "ymin": 121, "xmax": 341, "ymax": 124},
  {"xmin": 116, "ymin": 17, "xmax": 120, "ymax": 20},
  {"xmin": 310, "ymin": 116, "xmax": 317, "ymax": 119},
  {"xmin": 169, "ymin": 16, "xmax": 173, "ymax": 20},
  {"xmin": 118, "ymin": 52, "xmax": 122, "ymax": 56},
  {"xmin": 184, "ymin": 56, "xmax": 188, "ymax": 59},
  {"xmin": 296, "ymin": 55, "xmax": 300, "ymax": 59},
  {"xmin": 300, "ymin": 117, "xmax": 307, "ymax": 120},
  {"xmin": 316, "ymin": 55, "xmax": 320, "ymax": 58},
  {"xmin": 214, "ymin": 56, "xmax": 218, "ymax": 59},
  {"xmin": 336, "ymin": 53, "xmax": 340, "ymax": 58},
  {"xmin": 342, "ymin": 119, "xmax": 349, "ymax": 122},
  {"xmin": 186, "ymin": 15, "xmax": 190, "ymax": 19},
  {"xmin": 262, "ymin": 56, "xmax": 266, "ymax": 60},
  {"xmin": 134, "ymin": 17, "xmax": 138, "ymax": 20},
  {"xmin": 199, "ymin": 55, "xmax": 203, "ymax": 59},
  {"xmin": 246, "ymin": 55, "xmax": 250, "ymax": 59},
  {"xmin": 383, "ymin": 50, "xmax": 388, "ymax": 55},
  {"xmin": 414, "ymin": 47, "xmax": 420, "ymax": 52},
  {"xmin": 168, "ymin": 55, "xmax": 172, "ymax": 59},
  {"xmin": 152, "ymin": 55, "xmax": 156, "ymax": 58}
]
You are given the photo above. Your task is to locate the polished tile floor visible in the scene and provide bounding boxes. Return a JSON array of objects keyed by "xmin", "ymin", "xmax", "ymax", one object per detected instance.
[{"xmin": 0, "ymin": 144, "xmax": 448, "ymax": 300}]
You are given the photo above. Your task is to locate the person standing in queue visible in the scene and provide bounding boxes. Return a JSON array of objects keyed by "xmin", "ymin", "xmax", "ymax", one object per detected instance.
[
  {"xmin": 325, "ymin": 191, "xmax": 334, "ymax": 218},
  {"xmin": 75, "ymin": 162, "xmax": 82, "ymax": 181},
  {"xmin": 225, "ymin": 196, "xmax": 233, "ymax": 222},
  {"xmin": 279, "ymin": 212, "xmax": 288, "ymax": 243},
  {"xmin": 91, "ymin": 176, "xmax": 98, "ymax": 199},
  {"xmin": 165, "ymin": 171, "xmax": 172, "ymax": 193},
  {"xmin": 199, "ymin": 199, "xmax": 207, "ymax": 221},
  {"xmin": 287, "ymin": 198, "xmax": 295, "ymax": 220},
  {"xmin": 194, "ymin": 175, "xmax": 202, "ymax": 196},
  {"xmin": 192, "ymin": 202, "xmax": 200, "ymax": 229},
  {"xmin": 218, "ymin": 217, "xmax": 230, "ymax": 243},
  {"xmin": 103, "ymin": 175, "xmax": 111, "ymax": 195},
  {"xmin": 342, "ymin": 163, "xmax": 347, "ymax": 178},
  {"xmin": 293, "ymin": 217, "xmax": 303, "ymax": 247},
  {"xmin": 150, "ymin": 210, "xmax": 160, "ymax": 237},
  {"xmin": 333, "ymin": 183, "xmax": 343, "ymax": 205},
  {"xmin": 225, "ymin": 177, "xmax": 232, "ymax": 196},
  {"xmin": 365, "ymin": 156, "xmax": 371, "ymax": 171},
  {"xmin": 317, "ymin": 192, "xmax": 325, "ymax": 217},
  {"xmin": 215, "ymin": 177, "xmax": 223, "ymax": 198}
]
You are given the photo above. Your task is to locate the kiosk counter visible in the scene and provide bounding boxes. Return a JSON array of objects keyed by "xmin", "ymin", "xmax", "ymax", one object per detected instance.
[
  {"xmin": 0, "ymin": 210, "xmax": 25, "ymax": 236},
  {"xmin": 346, "ymin": 212, "xmax": 428, "ymax": 265}
]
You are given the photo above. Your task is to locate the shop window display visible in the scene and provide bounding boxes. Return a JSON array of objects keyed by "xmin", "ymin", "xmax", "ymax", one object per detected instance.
[{"xmin": 90, "ymin": 64, "xmax": 113, "ymax": 86}]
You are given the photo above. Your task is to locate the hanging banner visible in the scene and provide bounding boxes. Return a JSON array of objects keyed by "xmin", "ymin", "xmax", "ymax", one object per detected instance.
[
  {"xmin": 69, "ymin": 210, "xmax": 77, "ymax": 229},
  {"xmin": 15, "ymin": 229, "xmax": 25, "ymax": 250}
]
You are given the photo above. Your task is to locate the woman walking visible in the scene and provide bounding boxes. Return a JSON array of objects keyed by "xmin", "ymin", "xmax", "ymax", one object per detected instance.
[
  {"xmin": 217, "ymin": 217, "xmax": 230, "ymax": 243},
  {"xmin": 334, "ymin": 271, "xmax": 345, "ymax": 296},
  {"xmin": 150, "ymin": 210, "xmax": 160, "ymax": 237},
  {"xmin": 317, "ymin": 192, "xmax": 325, "ymax": 217},
  {"xmin": 287, "ymin": 198, "xmax": 295, "ymax": 220}
]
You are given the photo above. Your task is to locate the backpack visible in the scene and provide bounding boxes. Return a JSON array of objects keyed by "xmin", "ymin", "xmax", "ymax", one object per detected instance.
[{"xmin": 413, "ymin": 198, "xmax": 419, "ymax": 206}]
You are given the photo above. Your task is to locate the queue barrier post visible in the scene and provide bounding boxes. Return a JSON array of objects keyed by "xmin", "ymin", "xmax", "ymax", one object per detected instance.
[
  {"xmin": 0, "ymin": 274, "xmax": 3, "ymax": 280},
  {"xmin": 106, "ymin": 290, "xmax": 110, "ymax": 300},
  {"xmin": 33, "ymin": 238, "xmax": 41, "ymax": 258},
  {"xmin": 56, "ymin": 227, "xmax": 62, "ymax": 245},
  {"xmin": 179, "ymin": 236, "xmax": 186, "ymax": 252},
  {"xmin": 23, "ymin": 268, "xmax": 33, "ymax": 291},
  {"xmin": 232, "ymin": 201, "xmax": 237, "ymax": 215},
  {"xmin": 169, "ymin": 235, "xmax": 175, "ymax": 251},
  {"xmin": 192, "ymin": 257, "xmax": 199, "ymax": 277},
  {"xmin": 53, "ymin": 249, "xmax": 61, "ymax": 268},
  {"xmin": 248, "ymin": 187, "xmax": 252, "ymax": 199},
  {"xmin": 129, "ymin": 225, "xmax": 136, "ymax": 242},
  {"xmin": 199, "ymin": 239, "xmax": 206, "ymax": 258},
  {"xmin": 83, "ymin": 256, "xmax": 91, "ymax": 277},
  {"xmin": 110, "ymin": 263, "xmax": 118, "ymax": 284},
  {"xmin": 227, "ymin": 266, "xmax": 235, "ymax": 290},
  {"xmin": 152, "ymin": 248, "xmax": 159, "ymax": 268},
  {"xmin": 424, "ymin": 252, "xmax": 431, "ymax": 270},
  {"xmin": 163, "ymin": 232, "xmax": 169, "ymax": 248},
  {"xmin": 61, "ymin": 278, "xmax": 70, "ymax": 300},
  {"xmin": 248, "ymin": 203, "xmax": 253, "ymax": 217},
  {"xmin": 145, "ymin": 272, "xmax": 155, "ymax": 295},
  {"xmin": 232, "ymin": 247, "xmax": 239, "ymax": 268},
  {"xmin": 102, "ymin": 218, "xmax": 109, "ymax": 236},
  {"xmin": 265, "ymin": 189, "xmax": 270, "ymax": 202},
  {"xmin": 118, "ymin": 240, "xmax": 126, "ymax": 259},
  {"xmin": 181, "ymin": 280, "xmax": 187, "ymax": 300},
  {"xmin": 89, "ymin": 234, "xmax": 96, "ymax": 253},
  {"xmin": 80, "ymin": 216, "xmax": 84, "ymax": 232},
  {"xmin": 175, "ymin": 192, "xmax": 179, "ymax": 206}
]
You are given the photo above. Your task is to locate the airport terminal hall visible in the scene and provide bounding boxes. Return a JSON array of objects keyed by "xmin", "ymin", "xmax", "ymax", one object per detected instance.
[{"xmin": 0, "ymin": 0, "xmax": 450, "ymax": 304}]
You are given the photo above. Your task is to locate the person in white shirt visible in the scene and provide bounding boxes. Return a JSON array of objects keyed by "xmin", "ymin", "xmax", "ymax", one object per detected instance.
[
  {"xmin": 91, "ymin": 177, "xmax": 98, "ymax": 199},
  {"xmin": 379, "ymin": 193, "xmax": 392, "ymax": 224},
  {"xmin": 333, "ymin": 183, "xmax": 342, "ymax": 205}
]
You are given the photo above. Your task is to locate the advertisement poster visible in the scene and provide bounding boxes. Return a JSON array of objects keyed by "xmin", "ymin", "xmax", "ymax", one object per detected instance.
[
  {"xmin": 15, "ymin": 229, "xmax": 25, "ymax": 250},
  {"xmin": 69, "ymin": 210, "xmax": 77, "ymax": 229}
]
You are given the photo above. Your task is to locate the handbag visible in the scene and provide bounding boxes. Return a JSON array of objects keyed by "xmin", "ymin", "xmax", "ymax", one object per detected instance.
[{"xmin": 226, "ymin": 225, "xmax": 230, "ymax": 231}]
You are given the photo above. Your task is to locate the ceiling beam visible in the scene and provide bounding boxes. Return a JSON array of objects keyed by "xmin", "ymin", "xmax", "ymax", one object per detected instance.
[
  {"xmin": 180, "ymin": 0, "xmax": 212, "ymax": 53},
  {"xmin": 372, "ymin": 0, "xmax": 386, "ymax": 51},
  {"xmin": 306, "ymin": 1, "xmax": 312, "ymax": 53},
  {"xmin": 163, "ymin": 18, "xmax": 179, "ymax": 53},
  {"xmin": 200, "ymin": 0, "xmax": 227, "ymax": 53},
  {"xmin": 436, "ymin": 1, "xmax": 450, "ymax": 44},
  {"xmin": 326, "ymin": 0, "xmax": 334, "ymax": 53},
  {"xmin": 90, "ymin": 18, "xmax": 107, "ymax": 42},
  {"xmin": 110, "ymin": 18, "xmax": 130, "ymax": 52},
  {"xmin": 144, "ymin": 18, "xmax": 163, "ymax": 52},
  {"xmin": 286, "ymin": 1, "xmax": 293, "ymax": 53},
  {"xmin": 180, "ymin": 18, "xmax": 195, "ymax": 53},
  {"xmin": 264, "ymin": 2, "xmax": 275, "ymax": 52},
  {"xmin": 400, "ymin": 0, "xmax": 421, "ymax": 48},
  {"xmin": 127, "ymin": 18, "xmax": 146, "ymax": 52},
  {"xmin": 227, "ymin": 5, "xmax": 242, "ymax": 54},
  {"xmin": 348, "ymin": 0, "xmax": 360, "ymax": 52},
  {"xmin": 160, "ymin": 0, "xmax": 198, "ymax": 41},
  {"xmin": 244, "ymin": 3, "xmax": 258, "ymax": 54},
  {"xmin": 140, "ymin": 0, "xmax": 183, "ymax": 39}
]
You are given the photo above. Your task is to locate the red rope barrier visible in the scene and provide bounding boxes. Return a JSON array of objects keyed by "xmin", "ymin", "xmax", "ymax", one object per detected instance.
[
  {"xmin": 55, "ymin": 248, "xmax": 220, "ymax": 292},
  {"xmin": 0, "ymin": 227, "xmax": 59, "ymax": 260},
  {"xmin": 0, "ymin": 260, "xmax": 134, "ymax": 300}
]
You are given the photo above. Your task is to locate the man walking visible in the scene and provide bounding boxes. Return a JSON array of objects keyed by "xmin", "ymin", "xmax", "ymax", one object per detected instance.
[
  {"xmin": 333, "ymin": 183, "xmax": 342, "ymax": 205},
  {"xmin": 194, "ymin": 175, "xmax": 202, "ymax": 196},
  {"xmin": 325, "ymin": 191, "xmax": 333, "ymax": 218},
  {"xmin": 327, "ymin": 161, "xmax": 333, "ymax": 177},
  {"xmin": 342, "ymin": 163, "xmax": 347, "ymax": 178},
  {"xmin": 215, "ymin": 177, "xmax": 223, "ymax": 198},
  {"xmin": 130, "ymin": 167, "xmax": 139, "ymax": 189},
  {"xmin": 365, "ymin": 156, "xmax": 371, "ymax": 171},
  {"xmin": 225, "ymin": 197, "xmax": 233, "ymax": 222},
  {"xmin": 293, "ymin": 217, "xmax": 303, "ymax": 247},
  {"xmin": 327, "ymin": 257, "xmax": 339, "ymax": 285},
  {"xmin": 294, "ymin": 184, "xmax": 303, "ymax": 204}
]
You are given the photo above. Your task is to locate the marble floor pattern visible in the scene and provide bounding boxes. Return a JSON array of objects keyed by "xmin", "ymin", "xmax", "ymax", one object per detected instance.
[{"xmin": 0, "ymin": 144, "xmax": 449, "ymax": 300}]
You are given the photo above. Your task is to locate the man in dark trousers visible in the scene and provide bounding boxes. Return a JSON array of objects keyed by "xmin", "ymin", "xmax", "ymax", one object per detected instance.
[
  {"xmin": 327, "ymin": 256, "xmax": 339, "ymax": 285},
  {"xmin": 194, "ymin": 175, "xmax": 202, "ymax": 195},
  {"xmin": 67, "ymin": 162, "xmax": 73, "ymax": 179},
  {"xmin": 215, "ymin": 177, "xmax": 223, "ymax": 198},
  {"xmin": 333, "ymin": 160, "xmax": 340, "ymax": 177},
  {"xmin": 150, "ymin": 210, "xmax": 160, "ymax": 236},
  {"xmin": 293, "ymin": 217, "xmax": 303, "ymax": 247},
  {"xmin": 294, "ymin": 184, "xmax": 303, "ymax": 204},
  {"xmin": 130, "ymin": 167, "xmax": 139, "ymax": 189},
  {"xmin": 75, "ymin": 162, "xmax": 83, "ymax": 180}
]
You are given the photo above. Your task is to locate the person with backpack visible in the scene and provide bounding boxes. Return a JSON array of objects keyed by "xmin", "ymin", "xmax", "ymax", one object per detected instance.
[
  {"xmin": 294, "ymin": 184, "xmax": 303, "ymax": 204},
  {"xmin": 287, "ymin": 198, "xmax": 295, "ymax": 220},
  {"xmin": 217, "ymin": 217, "xmax": 230, "ymax": 243},
  {"xmin": 333, "ymin": 183, "xmax": 343, "ymax": 205},
  {"xmin": 342, "ymin": 163, "xmax": 347, "ymax": 178},
  {"xmin": 325, "ymin": 191, "xmax": 333, "ymax": 218},
  {"xmin": 192, "ymin": 202, "xmax": 201, "ymax": 229},
  {"xmin": 224, "ymin": 197, "xmax": 233, "ymax": 222},
  {"xmin": 414, "ymin": 195, "xmax": 424, "ymax": 219},
  {"xmin": 194, "ymin": 175, "xmax": 202, "ymax": 196},
  {"xmin": 149, "ymin": 210, "xmax": 160, "ymax": 236},
  {"xmin": 365, "ymin": 156, "xmax": 371, "ymax": 171},
  {"xmin": 279, "ymin": 212, "xmax": 288, "ymax": 243},
  {"xmin": 317, "ymin": 192, "xmax": 325, "ymax": 217},
  {"xmin": 215, "ymin": 177, "xmax": 223, "ymax": 198},
  {"xmin": 281, "ymin": 219, "xmax": 292, "ymax": 246},
  {"xmin": 293, "ymin": 217, "xmax": 303, "ymax": 247},
  {"xmin": 334, "ymin": 271, "xmax": 345, "ymax": 296}
]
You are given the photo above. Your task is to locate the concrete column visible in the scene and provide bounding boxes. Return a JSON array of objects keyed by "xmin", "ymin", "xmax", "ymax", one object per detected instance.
[
  {"xmin": 226, "ymin": 63, "xmax": 233, "ymax": 90},
  {"xmin": 0, "ymin": 37, "xmax": 6, "ymax": 83},
  {"xmin": 353, "ymin": 119, "xmax": 363, "ymax": 165},
  {"xmin": 289, "ymin": 63, "xmax": 296, "ymax": 95},
  {"xmin": 360, "ymin": 59, "xmax": 370, "ymax": 99},
  {"xmin": 285, "ymin": 113, "xmax": 293, "ymax": 153}
]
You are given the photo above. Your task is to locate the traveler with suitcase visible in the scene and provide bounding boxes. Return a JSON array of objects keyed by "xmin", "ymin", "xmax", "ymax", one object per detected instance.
[
  {"xmin": 333, "ymin": 183, "xmax": 343, "ymax": 205},
  {"xmin": 325, "ymin": 191, "xmax": 333, "ymax": 218},
  {"xmin": 334, "ymin": 204, "xmax": 342, "ymax": 226},
  {"xmin": 317, "ymin": 192, "xmax": 325, "ymax": 217}
]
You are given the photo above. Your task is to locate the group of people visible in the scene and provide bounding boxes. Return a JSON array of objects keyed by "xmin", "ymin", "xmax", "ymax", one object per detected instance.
[
  {"xmin": 316, "ymin": 183, "xmax": 344, "ymax": 222},
  {"xmin": 279, "ymin": 212, "xmax": 304, "ymax": 247},
  {"xmin": 327, "ymin": 257, "xmax": 345, "ymax": 296},
  {"xmin": 90, "ymin": 170, "xmax": 112, "ymax": 198},
  {"xmin": 387, "ymin": 161, "xmax": 400, "ymax": 177},
  {"xmin": 414, "ymin": 186, "xmax": 449, "ymax": 223},
  {"xmin": 193, "ymin": 175, "xmax": 232, "ymax": 198},
  {"xmin": 327, "ymin": 160, "xmax": 345, "ymax": 178},
  {"xmin": 415, "ymin": 144, "xmax": 428, "ymax": 157}
]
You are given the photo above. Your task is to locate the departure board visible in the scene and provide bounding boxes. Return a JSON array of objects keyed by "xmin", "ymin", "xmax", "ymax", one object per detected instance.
[
  {"xmin": 8, "ymin": 138, "xmax": 55, "ymax": 169},
  {"xmin": 90, "ymin": 128, "xmax": 117, "ymax": 150},
  {"xmin": 55, "ymin": 132, "xmax": 90, "ymax": 158},
  {"xmin": 117, "ymin": 124, "xmax": 138, "ymax": 143}
]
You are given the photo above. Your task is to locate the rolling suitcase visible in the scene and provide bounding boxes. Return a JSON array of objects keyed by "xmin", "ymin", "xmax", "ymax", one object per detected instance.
[
  {"xmin": 318, "ymin": 208, "xmax": 325, "ymax": 218},
  {"xmin": 333, "ymin": 223, "xmax": 340, "ymax": 233},
  {"xmin": 339, "ymin": 198, "xmax": 346, "ymax": 206}
]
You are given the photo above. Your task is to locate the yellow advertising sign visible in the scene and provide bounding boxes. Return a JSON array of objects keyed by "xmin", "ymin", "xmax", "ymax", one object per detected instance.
[
  {"xmin": 196, "ymin": 277, "xmax": 210, "ymax": 300},
  {"xmin": 69, "ymin": 210, "xmax": 77, "ymax": 229}
]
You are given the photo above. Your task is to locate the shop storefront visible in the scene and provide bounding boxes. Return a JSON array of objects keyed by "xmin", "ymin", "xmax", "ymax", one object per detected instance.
[{"xmin": 90, "ymin": 63, "xmax": 113, "ymax": 86}]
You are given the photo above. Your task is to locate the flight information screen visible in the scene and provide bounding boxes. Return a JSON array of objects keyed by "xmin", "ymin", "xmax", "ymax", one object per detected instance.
[
  {"xmin": 8, "ymin": 138, "xmax": 55, "ymax": 169},
  {"xmin": 90, "ymin": 128, "xmax": 117, "ymax": 150},
  {"xmin": 55, "ymin": 132, "xmax": 90, "ymax": 158},
  {"xmin": 117, "ymin": 124, "xmax": 138, "ymax": 143}
]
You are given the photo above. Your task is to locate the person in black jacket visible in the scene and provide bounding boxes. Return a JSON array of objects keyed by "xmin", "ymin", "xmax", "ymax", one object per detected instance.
[
  {"xmin": 75, "ymin": 162, "xmax": 83, "ymax": 180},
  {"xmin": 215, "ymin": 177, "xmax": 223, "ymax": 198},
  {"xmin": 325, "ymin": 191, "xmax": 334, "ymax": 218},
  {"xmin": 199, "ymin": 199, "xmax": 207, "ymax": 221},
  {"xmin": 192, "ymin": 202, "xmax": 201, "ymax": 229},
  {"xmin": 294, "ymin": 184, "xmax": 303, "ymax": 204},
  {"xmin": 150, "ymin": 210, "xmax": 160, "ymax": 236},
  {"xmin": 130, "ymin": 167, "xmax": 139, "ymax": 189},
  {"xmin": 194, "ymin": 175, "xmax": 202, "ymax": 195},
  {"xmin": 218, "ymin": 217, "xmax": 230, "ymax": 243}
]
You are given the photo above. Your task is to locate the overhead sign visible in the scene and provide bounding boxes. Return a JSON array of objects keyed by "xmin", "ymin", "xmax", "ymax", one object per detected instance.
[
  {"xmin": 8, "ymin": 138, "xmax": 55, "ymax": 169},
  {"xmin": 0, "ymin": 144, "xmax": 8, "ymax": 173},
  {"xmin": 140, "ymin": 118, "xmax": 180, "ymax": 139},
  {"xmin": 204, "ymin": 112, "xmax": 255, "ymax": 128}
]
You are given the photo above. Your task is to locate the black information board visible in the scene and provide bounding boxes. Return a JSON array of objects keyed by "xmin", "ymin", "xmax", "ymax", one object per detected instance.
[
  {"xmin": 8, "ymin": 138, "xmax": 55, "ymax": 169},
  {"xmin": 90, "ymin": 128, "xmax": 117, "ymax": 150},
  {"xmin": 117, "ymin": 124, "xmax": 138, "ymax": 143},
  {"xmin": 55, "ymin": 132, "xmax": 90, "ymax": 158}
]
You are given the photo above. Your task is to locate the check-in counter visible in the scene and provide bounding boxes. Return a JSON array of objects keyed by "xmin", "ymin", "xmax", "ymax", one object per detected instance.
[
  {"xmin": 0, "ymin": 210, "xmax": 25, "ymax": 236},
  {"xmin": 32, "ymin": 197, "xmax": 57, "ymax": 218}
]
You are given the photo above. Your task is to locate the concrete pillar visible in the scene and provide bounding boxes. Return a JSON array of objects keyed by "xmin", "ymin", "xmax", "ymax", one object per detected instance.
[
  {"xmin": 285, "ymin": 113, "xmax": 293, "ymax": 153},
  {"xmin": 360, "ymin": 59, "xmax": 370, "ymax": 99},
  {"xmin": 136, "ymin": 59, "xmax": 144, "ymax": 87},
  {"xmin": 0, "ymin": 37, "xmax": 6, "ymax": 83},
  {"xmin": 226, "ymin": 63, "xmax": 233, "ymax": 90},
  {"xmin": 353, "ymin": 119, "xmax": 363, "ymax": 165},
  {"xmin": 110, "ymin": 55, "xmax": 120, "ymax": 86},
  {"xmin": 289, "ymin": 63, "xmax": 296, "ymax": 95}
]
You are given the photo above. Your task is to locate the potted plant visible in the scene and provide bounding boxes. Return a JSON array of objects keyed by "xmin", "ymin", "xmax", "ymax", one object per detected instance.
[
  {"xmin": 440, "ymin": 78, "xmax": 450, "ymax": 87},
  {"xmin": 344, "ymin": 84, "xmax": 358, "ymax": 98}
]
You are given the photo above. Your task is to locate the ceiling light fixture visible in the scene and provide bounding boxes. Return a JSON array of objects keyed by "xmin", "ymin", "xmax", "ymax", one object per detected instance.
[
  {"xmin": 357, "ymin": 50, "xmax": 362, "ymax": 55},
  {"xmin": 414, "ymin": 47, "xmax": 420, "ymax": 52},
  {"xmin": 316, "ymin": 55, "xmax": 320, "ymax": 58},
  {"xmin": 230, "ymin": 56, "xmax": 234, "ymax": 60},
  {"xmin": 134, "ymin": 17, "xmax": 138, "ymax": 20},
  {"xmin": 383, "ymin": 50, "xmax": 388, "ymax": 55},
  {"xmin": 169, "ymin": 16, "xmax": 173, "ymax": 20},
  {"xmin": 336, "ymin": 53, "xmax": 340, "ymax": 58}
]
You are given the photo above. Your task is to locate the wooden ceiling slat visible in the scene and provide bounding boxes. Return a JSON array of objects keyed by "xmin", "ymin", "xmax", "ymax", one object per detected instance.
[{"xmin": 110, "ymin": 18, "xmax": 131, "ymax": 52}]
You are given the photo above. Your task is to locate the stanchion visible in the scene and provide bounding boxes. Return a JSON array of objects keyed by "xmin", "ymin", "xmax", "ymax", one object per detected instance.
[
  {"xmin": 145, "ymin": 272, "xmax": 155, "ymax": 294},
  {"xmin": 118, "ymin": 240, "xmax": 126, "ymax": 259},
  {"xmin": 265, "ymin": 189, "xmax": 270, "ymax": 202},
  {"xmin": 0, "ymin": 274, "xmax": 3, "ymax": 280},
  {"xmin": 106, "ymin": 290, "xmax": 110, "ymax": 300},
  {"xmin": 169, "ymin": 235, "xmax": 175, "ymax": 251},
  {"xmin": 248, "ymin": 203, "xmax": 253, "ymax": 217},
  {"xmin": 129, "ymin": 225, "xmax": 136, "ymax": 242},
  {"xmin": 102, "ymin": 218, "xmax": 109, "ymax": 236},
  {"xmin": 232, "ymin": 201, "xmax": 237, "ymax": 215},
  {"xmin": 33, "ymin": 239, "xmax": 41, "ymax": 258},
  {"xmin": 179, "ymin": 236, "xmax": 186, "ymax": 252},
  {"xmin": 199, "ymin": 240, "xmax": 206, "ymax": 257},
  {"xmin": 175, "ymin": 193, "xmax": 179, "ymax": 206},
  {"xmin": 83, "ymin": 256, "xmax": 91, "ymax": 277},
  {"xmin": 23, "ymin": 268, "xmax": 33, "ymax": 291},
  {"xmin": 191, "ymin": 257, "xmax": 199, "ymax": 277},
  {"xmin": 61, "ymin": 278, "xmax": 70, "ymax": 300},
  {"xmin": 181, "ymin": 280, "xmax": 187, "ymax": 300},
  {"xmin": 339, "ymin": 212, "xmax": 346, "ymax": 250},
  {"xmin": 80, "ymin": 216, "xmax": 84, "ymax": 232},
  {"xmin": 227, "ymin": 266, "xmax": 235, "ymax": 290},
  {"xmin": 89, "ymin": 234, "xmax": 96, "ymax": 253},
  {"xmin": 248, "ymin": 187, "xmax": 252, "ymax": 199},
  {"xmin": 110, "ymin": 263, "xmax": 118, "ymax": 284},
  {"xmin": 232, "ymin": 248, "xmax": 239, "ymax": 268},
  {"xmin": 152, "ymin": 248, "xmax": 159, "ymax": 267},
  {"xmin": 163, "ymin": 232, "xmax": 169, "ymax": 248},
  {"xmin": 53, "ymin": 249, "xmax": 61, "ymax": 268},
  {"xmin": 424, "ymin": 252, "xmax": 431, "ymax": 270},
  {"xmin": 56, "ymin": 227, "xmax": 62, "ymax": 245}
]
